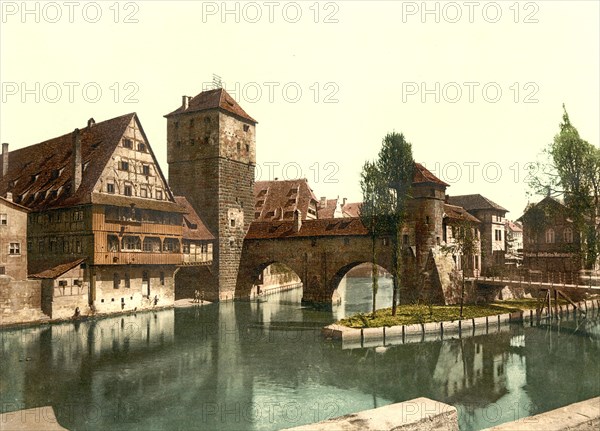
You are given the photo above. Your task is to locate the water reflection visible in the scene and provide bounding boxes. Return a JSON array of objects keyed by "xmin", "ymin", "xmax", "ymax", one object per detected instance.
[{"xmin": 1, "ymin": 278, "xmax": 598, "ymax": 431}]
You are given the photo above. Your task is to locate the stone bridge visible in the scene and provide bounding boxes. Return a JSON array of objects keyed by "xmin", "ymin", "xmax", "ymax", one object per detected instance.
[{"xmin": 236, "ymin": 217, "xmax": 396, "ymax": 306}]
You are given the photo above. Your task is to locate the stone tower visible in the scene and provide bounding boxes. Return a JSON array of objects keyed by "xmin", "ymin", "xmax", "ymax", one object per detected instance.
[
  {"xmin": 165, "ymin": 89, "xmax": 256, "ymax": 301},
  {"xmin": 410, "ymin": 163, "xmax": 448, "ymax": 270}
]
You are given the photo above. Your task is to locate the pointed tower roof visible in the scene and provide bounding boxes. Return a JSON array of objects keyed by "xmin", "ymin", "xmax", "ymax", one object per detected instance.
[{"xmin": 164, "ymin": 88, "xmax": 256, "ymax": 123}]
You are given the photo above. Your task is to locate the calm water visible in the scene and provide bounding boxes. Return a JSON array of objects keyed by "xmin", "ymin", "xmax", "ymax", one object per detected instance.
[{"xmin": 1, "ymin": 277, "xmax": 599, "ymax": 431}]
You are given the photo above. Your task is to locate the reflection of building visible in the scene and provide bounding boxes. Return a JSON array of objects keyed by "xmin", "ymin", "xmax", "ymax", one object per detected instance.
[
  {"xmin": 447, "ymin": 194, "xmax": 508, "ymax": 273},
  {"xmin": 0, "ymin": 115, "xmax": 186, "ymax": 317},
  {"xmin": 519, "ymin": 196, "xmax": 582, "ymax": 272},
  {"xmin": 0, "ymin": 193, "xmax": 29, "ymax": 280}
]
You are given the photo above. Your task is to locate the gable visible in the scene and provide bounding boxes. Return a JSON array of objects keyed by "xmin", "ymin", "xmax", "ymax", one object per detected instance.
[
  {"xmin": 93, "ymin": 115, "xmax": 173, "ymax": 204},
  {"xmin": 0, "ymin": 113, "xmax": 134, "ymax": 211}
]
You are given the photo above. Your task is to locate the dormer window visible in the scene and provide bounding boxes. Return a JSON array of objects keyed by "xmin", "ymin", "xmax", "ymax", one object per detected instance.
[{"xmin": 51, "ymin": 169, "xmax": 60, "ymax": 179}]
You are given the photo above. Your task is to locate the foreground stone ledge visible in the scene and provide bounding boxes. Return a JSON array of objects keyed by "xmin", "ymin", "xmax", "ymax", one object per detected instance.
[
  {"xmin": 482, "ymin": 397, "xmax": 600, "ymax": 431},
  {"xmin": 281, "ymin": 397, "xmax": 458, "ymax": 431},
  {"xmin": 0, "ymin": 406, "xmax": 68, "ymax": 431}
]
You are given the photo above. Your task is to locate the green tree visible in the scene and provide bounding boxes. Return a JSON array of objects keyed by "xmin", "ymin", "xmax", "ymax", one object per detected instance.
[
  {"xmin": 376, "ymin": 132, "xmax": 415, "ymax": 316},
  {"xmin": 441, "ymin": 219, "xmax": 479, "ymax": 318},
  {"xmin": 528, "ymin": 105, "xmax": 600, "ymax": 269},
  {"xmin": 359, "ymin": 161, "xmax": 392, "ymax": 315}
]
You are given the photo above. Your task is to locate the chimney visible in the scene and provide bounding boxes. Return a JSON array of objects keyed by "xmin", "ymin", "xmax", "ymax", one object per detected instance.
[
  {"xmin": 72, "ymin": 129, "xmax": 82, "ymax": 193},
  {"xmin": 343, "ymin": 197, "xmax": 347, "ymax": 206},
  {"xmin": 87, "ymin": 117, "xmax": 95, "ymax": 128},
  {"xmin": 182, "ymin": 95, "xmax": 190, "ymax": 110},
  {"xmin": 320, "ymin": 196, "xmax": 327, "ymax": 207},
  {"xmin": 2, "ymin": 143, "xmax": 8, "ymax": 177},
  {"xmin": 5, "ymin": 192, "xmax": 12, "ymax": 202},
  {"xmin": 445, "ymin": 194, "xmax": 449, "ymax": 203},
  {"xmin": 293, "ymin": 209, "xmax": 302, "ymax": 233}
]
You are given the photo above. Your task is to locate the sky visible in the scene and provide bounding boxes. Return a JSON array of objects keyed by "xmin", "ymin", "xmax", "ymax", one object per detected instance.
[{"xmin": 1, "ymin": 1, "xmax": 598, "ymax": 219}]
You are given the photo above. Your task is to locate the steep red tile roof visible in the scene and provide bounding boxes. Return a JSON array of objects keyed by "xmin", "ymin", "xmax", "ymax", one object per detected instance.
[
  {"xmin": 342, "ymin": 202, "xmax": 361, "ymax": 218},
  {"xmin": 505, "ymin": 220, "xmax": 523, "ymax": 233},
  {"xmin": 443, "ymin": 203, "xmax": 481, "ymax": 224},
  {"xmin": 317, "ymin": 198, "xmax": 338, "ymax": 219},
  {"xmin": 164, "ymin": 88, "xmax": 256, "ymax": 123},
  {"xmin": 254, "ymin": 179, "xmax": 318, "ymax": 221},
  {"xmin": 413, "ymin": 163, "xmax": 449, "ymax": 186},
  {"xmin": 448, "ymin": 194, "xmax": 507, "ymax": 213},
  {"xmin": 245, "ymin": 217, "xmax": 369, "ymax": 240},
  {"xmin": 30, "ymin": 258, "xmax": 85, "ymax": 279},
  {"xmin": 174, "ymin": 196, "xmax": 215, "ymax": 241},
  {"xmin": 0, "ymin": 113, "xmax": 132, "ymax": 211},
  {"xmin": 0, "ymin": 113, "xmax": 177, "ymax": 213}
]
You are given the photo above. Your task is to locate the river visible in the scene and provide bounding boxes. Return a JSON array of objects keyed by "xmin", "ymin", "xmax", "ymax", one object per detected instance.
[{"xmin": 1, "ymin": 277, "xmax": 598, "ymax": 431}]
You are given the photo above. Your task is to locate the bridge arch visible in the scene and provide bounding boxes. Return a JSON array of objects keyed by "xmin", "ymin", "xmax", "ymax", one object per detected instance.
[{"xmin": 329, "ymin": 261, "xmax": 393, "ymax": 306}]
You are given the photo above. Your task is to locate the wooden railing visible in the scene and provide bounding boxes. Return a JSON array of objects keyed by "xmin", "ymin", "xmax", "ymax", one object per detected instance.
[{"xmin": 94, "ymin": 251, "xmax": 182, "ymax": 265}]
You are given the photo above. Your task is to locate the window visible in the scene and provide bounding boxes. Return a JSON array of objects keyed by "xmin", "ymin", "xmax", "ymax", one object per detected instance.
[
  {"xmin": 425, "ymin": 216, "xmax": 430, "ymax": 224},
  {"xmin": 113, "ymin": 273, "xmax": 120, "ymax": 289},
  {"xmin": 0, "ymin": 267, "xmax": 4, "ymax": 275},
  {"xmin": 237, "ymin": 142, "xmax": 241, "ymax": 151},
  {"xmin": 189, "ymin": 119, "xmax": 194, "ymax": 127},
  {"xmin": 190, "ymin": 138, "xmax": 195, "ymax": 146},
  {"xmin": 230, "ymin": 219, "xmax": 235, "ymax": 227},
  {"xmin": 107, "ymin": 182, "xmax": 115, "ymax": 194},
  {"xmin": 108, "ymin": 235, "xmax": 120, "ymax": 252},
  {"xmin": 38, "ymin": 240, "xmax": 45, "ymax": 253},
  {"xmin": 143, "ymin": 237, "xmax": 161, "ymax": 252},
  {"xmin": 9, "ymin": 243, "xmax": 20, "ymax": 255},
  {"xmin": 123, "ymin": 139, "xmax": 133, "ymax": 149},
  {"xmin": 564, "ymin": 227, "xmax": 574, "ymax": 243},
  {"xmin": 156, "ymin": 189, "xmax": 163, "ymax": 200},
  {"xmin": 75, "ymin": 240, "xmax": 82, "ymax": 253},
  {"xmin": 122, "ymin": 236, "xmax": 141, "ymax": 251},
  {"xmin": 142, "ymin": 165, "xmax": 150, "ymax": 176},
  {"xmin": 0, "ymin": 214, "xmax": 6, "ymax": 225},
  {"xmin": 495, "ymin": 229, "xmax": 502, "ymax": 241},
  {"xmin": 119, "ymin": 161, "xmax": 129, "ymax": 171},
  {"xmin": 546, "ymin": 228, "xmax": 555, "ymax": 244},
  {"xmin": 163, "ymin": 238, "xmax": 180, "ymax": 253},
  {"xmin": 246, "ymin": 144, "xmax": 250, "ymax": 152},
  {"xmin": 183, "ymin": 242, "xmax": 190, "ymax": 254},
  {"xmin": 124, "ymin": 185, "xmax": 132, "ymax": 196},
  {"xmin": 140, "ymin": 187, "xmax": 148, "ymax": 198},
  {"xmin": 49, "ymin": 238, "xmax": 57, "ymax": 253},
  {"xmin": 243, "ymin": 124, "xmax": 250, "ymax": 132},
  {"xmin": 125, "ymin": 272, "xmax": 131, "ymax": 289},
  {"xmin": 402, "ymin": 234, "xmax": 409, "ymax": 245},
  {"xmin": 160, "ymin": 272, "xmax": 165, "ymax": 286},
  {"xmin": 137, "ymin": 143, "xmax": 146, "ymax": 152}
]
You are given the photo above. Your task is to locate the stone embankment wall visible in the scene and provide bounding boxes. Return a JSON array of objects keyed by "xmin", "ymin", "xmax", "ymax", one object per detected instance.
[
  {"xmin": 0, "ymin": 275, "xmax": 48, "ymax": 325},
  {"xmin": 324, "ymin": 299, "xmax": 600, "ymax": 349}
]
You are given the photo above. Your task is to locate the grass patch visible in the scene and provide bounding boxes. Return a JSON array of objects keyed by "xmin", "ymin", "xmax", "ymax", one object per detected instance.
[{"xmin": 337, "ymin": 302, "xmax": 529, "ymax": 328}]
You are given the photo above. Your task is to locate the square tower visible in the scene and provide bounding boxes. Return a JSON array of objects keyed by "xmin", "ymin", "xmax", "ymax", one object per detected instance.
[{"xmin": 165, "ymin": 89, "xmax": 256, "ymax": 300}]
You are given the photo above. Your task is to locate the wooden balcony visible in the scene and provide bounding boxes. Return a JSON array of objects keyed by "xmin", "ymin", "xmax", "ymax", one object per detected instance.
[
  {"xmin": 181, "ymin": 253, "xmax": 213, "ymax": 266},
  {"xmin": 94, "ymin": 251, "xmax": 182, "ymax": 265}
]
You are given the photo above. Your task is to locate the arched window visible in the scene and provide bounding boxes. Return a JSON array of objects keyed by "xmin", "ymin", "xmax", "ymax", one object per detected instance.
[
  {"xmin": 564, "ymin": 227, "xmax": 573, "ymax": 243},
  {"xmin": 545, "ymin": 228, "xmax": 555, "ymax": 244}
]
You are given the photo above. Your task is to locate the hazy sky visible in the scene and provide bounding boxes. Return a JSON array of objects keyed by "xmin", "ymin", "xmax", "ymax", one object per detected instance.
[{"xmin": 1, "ymin": 1, "xmax": 598, "ymax": 218}]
